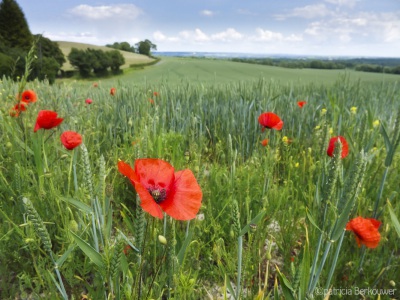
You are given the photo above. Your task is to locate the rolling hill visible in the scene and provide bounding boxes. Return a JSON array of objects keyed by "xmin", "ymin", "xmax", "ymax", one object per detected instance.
[{"xmin": 56, "ymin": 41, "xmax": 155, "ymax": 71}]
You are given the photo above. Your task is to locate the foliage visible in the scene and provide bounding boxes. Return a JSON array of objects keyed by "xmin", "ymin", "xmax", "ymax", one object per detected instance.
[
  {"xmin": 0, "ymin": 0, "xmax": 32, "ymax": 50},
  {"xmin": 106, "ymin": 41, "xmax": 135, "ymax": 53},
  {"xmin": 231, "ymin": 57, "xmax": 400, "ymax": 74},
  {"xmin": 67, "ymin": 47, "xmax": 126, "ymax": 77},
  {"xmin": 0, "ymin": 3, "xmax": 64, "ymax": 83},
  {"xmin": 135, "ymin": 39, "xmax": 157, "ymax": 56}
]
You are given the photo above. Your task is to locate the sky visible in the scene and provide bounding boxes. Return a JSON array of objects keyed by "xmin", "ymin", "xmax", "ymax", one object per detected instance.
[{"xmin": 16, "ymin": 0, "xmax": 400, "ymax": 57}]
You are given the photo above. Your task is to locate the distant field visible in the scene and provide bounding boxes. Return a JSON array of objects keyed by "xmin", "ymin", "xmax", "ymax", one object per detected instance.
[
  {"xmin": 92, "ymin": 56, "xmax": 400, "ymax": 87},
  {"xmin": 55, "ymin": 41, "xmax": 400, "ymax": 87},
  {"xmin": 57, "ymin": 41, "xmax": 155, "ymax": 71}
]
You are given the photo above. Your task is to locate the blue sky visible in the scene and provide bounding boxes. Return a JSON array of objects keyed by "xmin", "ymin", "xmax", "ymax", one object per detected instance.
[{"xmin": 17, "ymin": 0, "xmax": 400, "ymax": 57}]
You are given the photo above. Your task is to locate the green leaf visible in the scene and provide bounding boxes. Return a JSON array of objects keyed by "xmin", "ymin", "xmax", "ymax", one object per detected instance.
[
  {"xmin": 56, "ymin": 244, "xmax": 77, "ymax": 267},
  {"xmin": 224, "ymin": 275, "xmax": 237, "ymax": 300},
  {"xmin": 276, "ymin": 266, "xmax": 295, "ymax": 300},
  {"xmin": 380, "ymin": 123, "xmax": 392, "ymax": 156},
  {"xmin": 115, "ymin": 228, "xmax": 139, "ymax": 252},
  {"xmin": 240, "ymin": 209, "xmax": 266, "ymax": 236},
  {"xmin": 273, "ymin": 276, "xmax": 279, "ymax": 300},
  {"xmin": 299, "ymin": 226, "xmax": 310, "ymax": 299},
  {"xmin": 387, "ymin": 200, "xmax": 400, "ymax": 238},
  {"xmin": 70, "ymin": 231, "xmax": 105, "ymax": 268},
  {"xmin": 61, "ymin": 197, "xmax": 92, "ymax": 213},
  {"xmin": 305, "ymin": 208, "xmax": 322, "ymax": 232},
  {"xmin": 177, "ymin": 229, "xmax": 193, "ymax": 265}
]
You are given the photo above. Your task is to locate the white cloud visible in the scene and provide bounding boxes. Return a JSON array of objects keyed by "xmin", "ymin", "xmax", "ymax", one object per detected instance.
[
  {"xmin": 291, "ymin": 4, "xmax": 331, "ymax": 19},
  {"xmin": 179, "ymin": 28, "xmax": 210, "ymax": 42},
  {"xmin": 211, "ymin": 28, "xmax": 243, "ymax": 42},
  {"xmin": 69, "ymin": 4, "xmax": 142, "ymax": 20},
  {"xmin": 324, "ymin": 0, "xmax": 358, "ymax": 8},
  {"xmin": 304, "ymin": 11, "xmax": 400, "ymax": 45},
  {"xmin": 153, "ymin": 31, "xmax": 179, "ymax": 42},
  {"xmin": 251, "ymin": 28, "xmax": 302, "ymax": 42},
  {"xmin": 200, "ymin": 10, "xmax": 215, "ymax": 17}
]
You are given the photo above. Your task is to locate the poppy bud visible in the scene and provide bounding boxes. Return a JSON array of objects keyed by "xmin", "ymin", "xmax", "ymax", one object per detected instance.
[{"xmin": 158, "ymin": 235, "xmax": 167, "ymax": 245}]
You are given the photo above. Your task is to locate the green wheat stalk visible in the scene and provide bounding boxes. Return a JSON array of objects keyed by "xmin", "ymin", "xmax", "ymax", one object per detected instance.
[
  {"xmin": 22, "ymin": 197, "xmax": 68, "ymax": 299},
  {"xmin": 166, "ymin": 218, "xmax": 177, "ymax": 298},
  {"xmin": 81, "ymin": 143, "xmax": 94, "ymax": 201}
]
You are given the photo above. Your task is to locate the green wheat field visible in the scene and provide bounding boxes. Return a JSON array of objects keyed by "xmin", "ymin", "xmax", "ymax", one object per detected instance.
[{"xmin": 1, "ymin": 49, "xmax": 399, "ymax": 300}]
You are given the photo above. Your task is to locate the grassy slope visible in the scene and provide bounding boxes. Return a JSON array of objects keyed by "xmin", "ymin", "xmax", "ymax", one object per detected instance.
[
  {"xmin": 57, "ymin": 41, "xmax": 155, "ymax": 71},
  {"xmin": 96, "ymin": 56, "xmax": 400, "ymax": 87}
]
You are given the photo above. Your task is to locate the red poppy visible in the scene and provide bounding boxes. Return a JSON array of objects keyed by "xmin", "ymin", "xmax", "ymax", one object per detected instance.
[
  {"xmin": 327, "ymin": 136, "xmax": 349, "ymax": 158},
  {"xmin": 85, "ymin": 98, "xmax": 93, "ymax": 104},
  {"xmin": 123, "ymin": 245, "xmax": 131, "ymax": 255},
  {"xmin": 110, "ymin": 87, "xmax": 116, "ymax": 96},
  {"xmin": 148, "ymin": 98, "xmax": 154, "ymax": 104},
  {"xmin": 258, "ymin": 112, "xmax": 283, "ymax": 131},
  {"xmin": 260, "ymin": 139, "xmax": 268, "ymax": 147},
  {"xmin": 153, "ymin": 91, "xmax": 159, "ymax": 97},
  {"xmin": 118, "ymin": 158, "xmax": 202, "ymax": 220},
  {"xmin": 34, "ymin": 110, "xmax": 64, "ymax": 132},
  {"xmin": 60, "ymin": 131, "xmax": 82, "ymax": 150},
  {"xmin": 93, "ymin": 82, "xmax": 98, "ymax": 87},
  {"xmin": 9, "ymin": 102, "xmax": 27, "ymax": 117},
  {"xmin": 20, "ymin": 90, "xmax": 37, "ymax": 104},
  {"xmin": 346, "ymin": 216, "xmax": 381, "ymax": 248},
  {"xmin": 297, "ymin": 101, "xmax": 307, "ymax": 108}
]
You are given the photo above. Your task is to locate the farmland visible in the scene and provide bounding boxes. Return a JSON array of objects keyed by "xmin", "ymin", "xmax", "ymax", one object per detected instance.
[{"xmin": 1, "ymin": 49, "xmax": 399, "ymax": 299}]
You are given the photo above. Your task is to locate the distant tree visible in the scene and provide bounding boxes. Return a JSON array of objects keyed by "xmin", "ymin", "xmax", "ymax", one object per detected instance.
[
  {"xmin": 0, "ymin": 0, "xmax": 32, "ymax": 50},
  {"xmin": 135, "ymin": 39, "xmax": 157, "ymax": 56},
  {"xmin": 30, "ymin": 56, "xmax": 60, "ymax": 83},
  {"xmin": 106, "ymin": 41, "xmax": 135, "ymax": 53},
  {"xmin": 68, "ymin": 48, "xmax": 92, "ymax": 77},
  {"xmin": 35, "ymin": 34, "xmax": 65, "ymax": 67},
  {"xmin": 88, "ymin": 48, "xmax": 111, "ymax": 75},
  {"xmin": 67, "ymin": 47, "xmax": 125, "ymax": 77},
  {"xmin": 0, "ymin": 51, "xmax": 13, "ymax": 75},
  {"xmin": 107, "ymin": 50, "xmax": 125, "ymax": 72}
]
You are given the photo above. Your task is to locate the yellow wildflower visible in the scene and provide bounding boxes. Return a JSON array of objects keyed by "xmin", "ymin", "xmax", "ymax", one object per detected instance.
[
  {"xmin": 350, "ymin": 107, "xmax": 357, "ymax": 114},
  {"xmin": 373, "ymin": 120, "xmax": 380, "ymax": 128}
]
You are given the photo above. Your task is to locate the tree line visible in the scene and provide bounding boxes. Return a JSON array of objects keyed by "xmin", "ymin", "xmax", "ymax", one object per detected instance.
[
  {"xmin": 230, "ymin": 57, "xmax": 400, "ymax": 75},
  {"xmin": 105, "ymin": 39, "xmax": 157, "ymax": 57}
]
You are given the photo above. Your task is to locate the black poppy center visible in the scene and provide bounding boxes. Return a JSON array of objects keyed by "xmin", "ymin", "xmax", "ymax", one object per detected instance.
[{"xmin": 149, "ymin": 188, "xmax": 167, "ymax": 203}]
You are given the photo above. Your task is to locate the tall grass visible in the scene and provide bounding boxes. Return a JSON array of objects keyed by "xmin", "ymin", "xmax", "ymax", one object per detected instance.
[{"xmin": 0, "ymin": 59, "xmax": 399, "ymax": 299}]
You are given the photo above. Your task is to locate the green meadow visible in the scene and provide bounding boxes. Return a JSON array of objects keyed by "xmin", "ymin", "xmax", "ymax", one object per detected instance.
[
  {"xmin": 80, "ymin": 55, "xmax": 400, "ymax": 87},
  {"xmin": 1, "ymin": 49, "xmax": 399, "ymax": 300}
]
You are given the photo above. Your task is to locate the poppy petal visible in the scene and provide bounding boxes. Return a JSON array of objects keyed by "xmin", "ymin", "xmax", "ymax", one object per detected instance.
[
  {"xmin": 135, "ymin": 182, "xmax": 164, "ymax": 219},
  {"xmin": 160, "ymin": 169, "xmax": 202, "ymax": 220},
  {"xmin": 327, "ymin": 136, "xmax": 349, "ymax": 158},
  {"xmin": 60, "ymin": 131, "xmax": 82, "ymax": 150},
  {"xmin": 346, "ymin": 217, "xmax": 381, "ymax": 249},
  {"xmin": 118, "ymin": 161, "xmax": 137, "ymax": 181},
  {"xmin": 258, "ymin": 112, "xmax": 283, "ymax": 130},
  {"xmin": 134, "ymin": 159, "xmax": 175, "ymax": 191},
  {"xmin": 118, "ymin": 160, "xmax": 163, "ymax": 219},
  {"xmin": 368, "ymin": 218, "xmax": 381, "ymax": 229},
  {"xmin": 21, "ymin": 90, "xmax": 37, "ymax": 103},
  {"xmin": 34, "ymin": 110, "xmax": 63, "ymax": 132}
]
